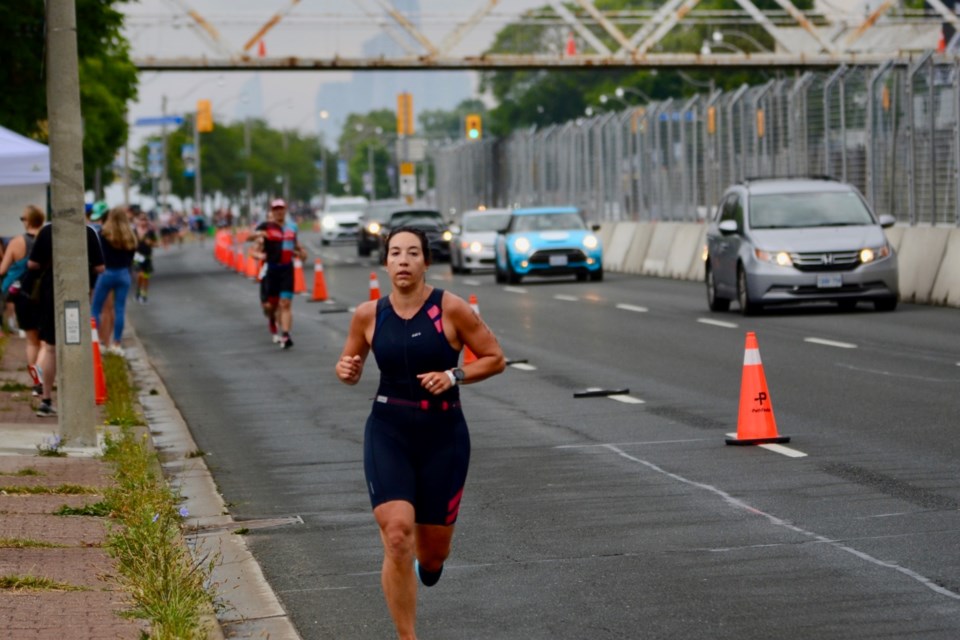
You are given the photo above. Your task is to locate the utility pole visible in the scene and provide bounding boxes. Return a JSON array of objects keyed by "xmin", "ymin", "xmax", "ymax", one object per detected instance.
[
  {"xmin": 245, "ymin": 117, "xmax": 253, "ymax": 223},
  {"xmin": 45, "ymin": 0, "xmax": 96, "ymax": 446},
  {"xmin": 282, "ymin": 130, "xmax": 290, "ymax": 203},
  {"xmin": 161, "ymin": 95, "xmax": 169, "ymax": 212},
  {"xmin": 193, "ymin": 114, "xmax": 202, "ymax": 214}
]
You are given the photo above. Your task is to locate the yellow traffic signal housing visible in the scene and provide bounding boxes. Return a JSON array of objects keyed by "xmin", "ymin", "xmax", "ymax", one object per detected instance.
[
  {"xmin": 397, "ymin": 92, "xmax": 414, "ymax": 136},
  {"xmin": 465, "ymin": 113, "xmax": 482, "ymax": 140},
  {"xmin": 196, "ymin": 99, "xmax": 213, "ymax": 133}
]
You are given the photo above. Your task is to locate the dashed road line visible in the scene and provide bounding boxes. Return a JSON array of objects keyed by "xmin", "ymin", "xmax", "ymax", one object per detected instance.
[
  {"xmin": 804, "ymin": 337, "xmax": 857, "ymax": 349},
  {"xmin": 509, "ymin": 362, "xmax": 537, "ymax": 371},
  {"xmin": 608, "ymin": 394, "xmax": 645, "ymax": 404},
  {"xmin": 556, "ymin": 438, "xmax": 709, "ymax": 449},
  {"xmin": 503, "ymin": 286, "xmax": 527, "ymax": 294},
  {"xmin": 697, "ymin": 317, "xmax": 738, "ymax": 329},
  {"xmin": 462, "ymin": 278, "xmax": 483, "ymax": 286},
  {"xmin": 616, "ymin": 303, "xmax": 649, "ymax": 313},
  {"xmin": 554, "ymin": 294, "xmax": 579, "ymax": 302}
]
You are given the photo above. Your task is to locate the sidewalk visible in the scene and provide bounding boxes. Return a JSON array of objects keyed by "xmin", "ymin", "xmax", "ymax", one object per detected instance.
[
  {"xmin": 0, "ymin": 327, "xmax": 302, "ymax": 639},
  {"xmin": 0, "ymin": 334, "xmax": 147, "ymax": 639}
]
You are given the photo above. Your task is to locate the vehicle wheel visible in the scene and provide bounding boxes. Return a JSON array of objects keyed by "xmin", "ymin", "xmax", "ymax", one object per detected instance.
[
  {"xmin": 358, "ymin": 245, "xmax": 371, "ymax": 257},
  {"xmin": 495, "ymin": 262, "xmax": 506, "ymax": 284},
  {"xmin": 321, "ymin": 239, "xmax": 330, "ymax": 246},
  {"xmin": 507, "ymin": 262, "xmax": 522, "ymax": 284},
  {"xmin": 706, "ymin": 265, "xmax": 730, "ymax": 312},
  {"xmin": 737, "ymin": 265, "xmax": 760, "ymax": 316},
  {"xmin": 874, "ymin": 297, "xmax": 898, "ymax": 312},
  {"xmin": 589, "ymin": 267, "xmax": 604, "ymax": 282}
]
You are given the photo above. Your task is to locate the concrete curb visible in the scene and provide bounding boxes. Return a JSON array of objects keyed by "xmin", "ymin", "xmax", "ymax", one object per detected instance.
[{"xmin": 124, "ymin": 327, "xmax": 302, "ymax": 640}]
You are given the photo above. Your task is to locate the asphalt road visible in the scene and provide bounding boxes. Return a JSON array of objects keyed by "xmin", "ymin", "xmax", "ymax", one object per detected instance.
[{"xmin": 129, "ymin": 234, "xmax": 960, "ymax": 639}]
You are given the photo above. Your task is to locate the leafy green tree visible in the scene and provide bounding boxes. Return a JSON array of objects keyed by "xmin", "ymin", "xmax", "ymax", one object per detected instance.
[{"xmin": 0, "ymin": 1, "xmax": 138, "ymax": 191}]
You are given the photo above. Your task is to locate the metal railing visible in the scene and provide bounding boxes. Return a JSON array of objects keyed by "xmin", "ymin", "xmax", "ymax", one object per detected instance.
[{"xmin": 435, "ymin": 60, "xmax": 960, "ymax": 226}]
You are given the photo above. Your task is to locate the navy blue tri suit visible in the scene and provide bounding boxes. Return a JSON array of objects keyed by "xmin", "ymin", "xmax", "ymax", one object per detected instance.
[{"xmin": 365, "ymin": 287, "xmax": 469, "ymax": 526}]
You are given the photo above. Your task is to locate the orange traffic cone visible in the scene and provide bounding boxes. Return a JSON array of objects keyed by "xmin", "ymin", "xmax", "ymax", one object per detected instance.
[
  {"xmin": 235, "ymin": 247, "xmax": 245, "ymax": 274},
  {"xmin": 726, "ymin": 332, "xmax": 789, "ymax": 445},
  {"xmin": 938, "ymin": 29, "xmax": 946, "ymax": 54},
  {"xmin": 369, "ymin": 272, "xmax": 381, "ymax": 300},
  {"xmin": 310, "ymin": 258, "xmax": 329, "ymax": 302},
  {"xmin": 293, "ymin": 259, "xmax": 307, "ymax": 294},
  {"xmin": 245, "ymin": 252, "xmax": 259, "ymax": 279},
  {"xmin": 91, "ymin": 318, "xmax": 107, "ymax": 405},
  {"xmin": 463, "ymin": 294, "xmax": 480, "ymax": 364}
]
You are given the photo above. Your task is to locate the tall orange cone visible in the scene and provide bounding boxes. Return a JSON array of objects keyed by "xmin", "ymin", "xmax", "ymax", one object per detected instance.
[
  {"xmin": 462, "ymin": 294, "xmax": 480, "ymax": 364},
  {"xmin": 310, "ymin": 258, "xmax": 329, "ymax": 302},
  {"xmin": 726, "ymin": 332, "xmax": 789, "ymax": 445},
  {"xmin": 369, "ymin": 272, "xmax": 381, "ymax": 300},
  {"xmin": 245, "ymin": 251, "xmax": 259, "ymax": 279},
  {"xmin": 91, "ymin": 318, "xmax": 107, "ymax": 405},
  {"xmin": 293, "ymin": 258, "xmax": 307, "ymax": 294}
]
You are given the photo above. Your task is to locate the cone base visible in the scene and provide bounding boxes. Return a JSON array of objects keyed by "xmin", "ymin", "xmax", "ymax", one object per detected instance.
[{"xmin": 725, "ymin": 435, "xmax": 790, "ymax": 446}]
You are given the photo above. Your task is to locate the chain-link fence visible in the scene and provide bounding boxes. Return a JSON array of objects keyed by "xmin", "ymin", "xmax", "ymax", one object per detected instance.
[{"xmin": 434, "ymin": 58, "xmax": 960, "ymax": 227}]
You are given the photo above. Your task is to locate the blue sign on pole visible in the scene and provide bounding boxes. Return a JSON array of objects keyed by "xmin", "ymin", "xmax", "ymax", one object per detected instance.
[
  {"xmin": 337, "ymin": 159, "xmax": 348, "ymax": 185},
  {"xmin": 135, "ymin": 115, "xmax": 184, "ymax": 127}
]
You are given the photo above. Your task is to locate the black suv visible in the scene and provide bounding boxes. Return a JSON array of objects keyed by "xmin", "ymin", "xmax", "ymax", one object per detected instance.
[
  {"xmin": 378, "ymin": 209, "xmax": 453, "ymax": 262},
  {"xmin": 357, "ymin": 199, "xmax": 405, "ymax": 257}
]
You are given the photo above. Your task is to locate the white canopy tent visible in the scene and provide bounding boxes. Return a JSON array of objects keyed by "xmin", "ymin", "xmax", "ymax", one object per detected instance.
[{"xmin": 0, "ymin": 124, "xmax": 50, "ymax": 238}]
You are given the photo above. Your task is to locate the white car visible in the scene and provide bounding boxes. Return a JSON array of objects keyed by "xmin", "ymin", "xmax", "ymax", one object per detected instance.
[
  {"xmin": 318, "ymin": 196, "xmax": 368, "ymax": 245},
  {"xmin": 450, "ymin": 208, "xmax": 511, "ymax": 274}
]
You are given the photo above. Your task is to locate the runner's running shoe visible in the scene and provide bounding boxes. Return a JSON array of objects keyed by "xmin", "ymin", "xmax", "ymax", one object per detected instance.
[
  {"xmin": 35, "ymin": 401, "xmax": 57, "ymax": 417},
  {"xmin": 415, "ymin": 559, "xmax": 443, "ymax": 587},
  {"xmin": 281, "ymin": 334, "xmax": 294, "ymax": 350}
]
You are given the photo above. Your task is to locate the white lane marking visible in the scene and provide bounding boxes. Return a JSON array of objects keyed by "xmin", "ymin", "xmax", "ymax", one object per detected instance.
[
  {"xmin": 601, "ymin": 444, "xmax": 960, "ymax": 602},
  {"xmin": 428, "ymin": 274, "xmax": 446, "ymax": 282},
  {"xmin": 697, "ymin": 317, "xmax": 738, "ymax": 329},
  {"xmin": 724, "ymin": 433, "xmax": 807, "ymax": 458},
  {"xmin": 509, "ymin": 362, "xmax": 537, "ymax": 371},
  {"xmin": 554, "ymin": 294, "xmax": 579, "ymax": 302},
  {"xmin": 609, "ymin": 394, "xmax": 645, "ymax": 404},
  {"xmin": 503, "ymin": 286, "xmax": 527, "ymax": 294},
  {"xmin": 463, "ymin": 278, "xmax": 483, "ymax": 286},
  {"xmin": 836, "ymin": 363, "xmax": 956, "ymax": 384},
  {"xmin": 804, "ymin": 337, "xmax": 857, "ymax": 349},
  {"xmin": 556, "ymin": 438, "xmax": 708, "ymax": 449},
  {"xmin": 616, "ymin": 303, "xmax": 649, "ymax": 313}
]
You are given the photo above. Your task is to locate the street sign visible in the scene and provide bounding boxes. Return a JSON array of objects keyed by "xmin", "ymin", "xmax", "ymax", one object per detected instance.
[
  {"xmin": 135, "ymin": 115, "xmax": 184, "ymax": 127},
  {"xmin": 148, "ymin": 141, "xmax": 164, "ymax": 179},
  {"xmin": 396, "ymin": 137, "xmax": 427, "ymax": 163},
  {"xmin": 181, "ymin": 144, "xmax": 196, "ymax": 178},
  {"xmin": 337, "ymin": 159, "xmax": 348, "ymax": 185}
]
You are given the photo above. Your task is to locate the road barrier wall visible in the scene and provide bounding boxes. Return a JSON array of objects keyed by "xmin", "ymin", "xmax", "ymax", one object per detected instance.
[{"xmin": 601, "ymin": 222, "xmax": 960, "ymax": 309}]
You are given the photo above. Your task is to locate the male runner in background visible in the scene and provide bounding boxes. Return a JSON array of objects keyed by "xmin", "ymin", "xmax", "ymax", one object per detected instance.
[{"xmin": 250, "ymin": 199, "xmax": 306, "ymax": 349}]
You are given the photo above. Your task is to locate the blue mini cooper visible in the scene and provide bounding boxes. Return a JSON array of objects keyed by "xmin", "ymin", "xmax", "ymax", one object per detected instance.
[{"xmin": 494, "ymin": 207, "xmax": 603, "ymax": 284}]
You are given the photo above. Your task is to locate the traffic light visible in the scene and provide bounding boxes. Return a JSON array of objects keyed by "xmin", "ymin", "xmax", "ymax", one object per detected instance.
[
  {"xmin": 465, "ymin": 113, "xmax": 482, "ymax": 140},
  {"xmin": 196, "ymin": 99, "xmax": 213, "ymax": 133}
]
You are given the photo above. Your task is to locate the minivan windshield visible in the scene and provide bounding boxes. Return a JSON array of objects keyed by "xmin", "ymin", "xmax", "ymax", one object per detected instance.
[
  {"xmin": 326, "ymin": 203, "xmax": 365, "ymax": 213},
  {"xmin": 749, "ymin": 192, "xmax": 875, "ymax": 229}
]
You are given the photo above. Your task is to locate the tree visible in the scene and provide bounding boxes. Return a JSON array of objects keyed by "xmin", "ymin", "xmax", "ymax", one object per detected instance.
[{"xmin": 0, "ymin": 1, "xmax": 138, "ymax": 192}]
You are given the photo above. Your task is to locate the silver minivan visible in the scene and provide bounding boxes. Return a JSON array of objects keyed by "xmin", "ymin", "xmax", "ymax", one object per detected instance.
[{"xmin": 705, "ymin": 177, "xmax": 899, "ymax": 314}]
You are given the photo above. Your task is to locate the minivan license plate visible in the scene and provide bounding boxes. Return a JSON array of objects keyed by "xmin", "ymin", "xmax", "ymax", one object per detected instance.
[
  {"xmin": 549, "ymin": 255, "xmax": 568, "ymax": 266},
  {"xmin": 817, "ymin": 274, "xmax": 842, "ymax": 288}
]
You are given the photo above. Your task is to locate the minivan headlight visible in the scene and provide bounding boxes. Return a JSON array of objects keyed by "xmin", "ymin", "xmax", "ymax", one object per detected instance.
[
  {"xmin": 860, "ymin": 243, "xmax": 890, "ymax": 264},
  {"xmin": 755, "ymin": 248, "xmax": 793, "ymax": 267},
  {"xmin": 321, "ymin": 215, "xmax": 337, "ymax": 230},
  {"xmin": 367, "ymin": 221, "xmax": 381, "ymax": 234}
]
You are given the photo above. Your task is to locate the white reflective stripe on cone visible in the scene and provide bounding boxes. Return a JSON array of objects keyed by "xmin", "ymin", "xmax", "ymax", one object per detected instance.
[{"xmin": 743, "ymin": 349, "xmax": 762, "ymax": 365}]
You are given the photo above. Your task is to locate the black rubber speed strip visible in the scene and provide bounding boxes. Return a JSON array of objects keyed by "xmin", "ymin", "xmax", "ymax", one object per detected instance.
[{"xmin": 573, "ymin": 388, "xmax": 630, "ymax": 398}]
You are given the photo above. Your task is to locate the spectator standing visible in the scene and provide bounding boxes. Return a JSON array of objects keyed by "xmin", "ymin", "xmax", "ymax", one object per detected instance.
[
  {"xmin": 27, "ymin": 221, "xmax": 105, "ymax": 416},
  {"xmin": 0, "ymin": 205, "xmax": 45, "ymax": 394},
  {"xmin": 91, "ymin": 207, "xmax": 137, "ymax": 355}
]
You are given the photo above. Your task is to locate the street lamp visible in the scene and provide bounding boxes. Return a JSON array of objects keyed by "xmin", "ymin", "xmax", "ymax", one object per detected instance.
[
  {"xmin": 712, "ymin": 29, "xmax": 770, "ymax": 53},
  {"xmin": 615, "ymin": 86, "xmax": 652, "ymax": 103},
  {"xmin": 600, "ymin": 94, "xmax": 629, "ymax": 109},
  {"xmin": 701, "ymin": 39, "xmax": 746, "ymax": 55}
]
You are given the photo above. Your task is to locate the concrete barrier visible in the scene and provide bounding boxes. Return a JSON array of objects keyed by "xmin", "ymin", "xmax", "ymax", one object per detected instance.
[
  {"xmin": 622, "ymin": 223, "xmax": 655, "ymax": 274},
  {"xmin": 930, "ymin": 228, "xmax": 960, "ymax": 307},
  {"xmin": 664, "ymin": 223, "xmax": 705, "ymax": 279},
  {"xmin": 884, "ymin": 226, "xmax": 906, "ymax": 253},
  {"xmin": 597, "ymin": 223, "xmax": 616, "ymax": 258},
  {"xmin": 642, "ymin": 223, "xmax": 680, "ymax": 276},
  {"xmin": 895, "ymin": 227, "xmax": 950, "ymax": 304},
  {"xmin": 603, "ymin": 222, "xmax": 637, "ymax": 272}
]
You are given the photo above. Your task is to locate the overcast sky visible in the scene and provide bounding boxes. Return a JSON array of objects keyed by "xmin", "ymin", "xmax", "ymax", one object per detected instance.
[{"xmin": 123, "ymin": 0, "xmax": 546, "ymax": 146}]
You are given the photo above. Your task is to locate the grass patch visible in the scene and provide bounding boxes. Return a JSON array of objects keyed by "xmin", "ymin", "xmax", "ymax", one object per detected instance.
[
  {"xmin": 0, "ymin": 538, "xmax": 68, "ymax": 549},
  {"xmin": 0, "ymin": 574, "xmax": 86, "ymax": 591},
  {"xmin": 0, "ymin": 380, "xmax": 30, "ymax": 392},
  {"xmin": 101, "ymin": 353, "xmax": 145, "ymax": 426},
  {"xmin": 0, "ymin": 484, "xmax": 99, "ymax": 495},
  {"xmin": 55, "ymin": 501, "xmax": 112, "ymax": 517},
  {"xmin": 2, "ymin": 468, "xmax": 43, "ymax": 477},
  {"xmin": 100, "ymin": 355, "xmax": 217, "ymax": 640}
]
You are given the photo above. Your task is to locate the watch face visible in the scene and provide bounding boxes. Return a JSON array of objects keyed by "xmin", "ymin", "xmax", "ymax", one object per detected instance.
[{"xmin": 454, "ymin": 367, "xmax": 465, "ymax": 382}]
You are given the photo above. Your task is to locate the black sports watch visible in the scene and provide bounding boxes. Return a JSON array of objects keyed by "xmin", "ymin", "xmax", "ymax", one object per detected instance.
[{"xmin": 451, "ymin": 367, "xmax": 466, "ymax": 385}]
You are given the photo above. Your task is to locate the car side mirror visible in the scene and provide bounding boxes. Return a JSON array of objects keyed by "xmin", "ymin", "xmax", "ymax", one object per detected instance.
[
  {"xmin": 878, "ymin": 214, "xmax": 896, "ymax": 229},
  {"xmin": 591, "ymin": 223, "xmax": 601, "ymax": 232},
  {"xmin": 718, "ymin": 220, "xmax": 738, "ymax": 235}
]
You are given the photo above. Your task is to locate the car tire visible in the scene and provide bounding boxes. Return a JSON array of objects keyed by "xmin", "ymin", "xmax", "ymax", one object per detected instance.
[
  {"xmin": 589, "ymin": 267, "xmax": 603, "ymax": 282},
  {"xmin": 874, "ymin": 297, "xmax": 898, "ymax": 312},
  {"xmin": 321, "ymin": 238, "xmax": 330, "ymax": 246},
  {"xmin": 495, "ymin": 262, "xmax": 506, "ymax": 284},
  {"xmin": 706, "ymin": 265, "xmax": 730, "ymax": 312},
  {"xmin": 358, "ymin": 245, "xmax": 371, "ymax": 257},
  {"xmin": 737, "ymin": 264, "xmax": 760, "ymax": 316},
  {"xmin": 507, "ymin": 261, "xmax": 522, "ymax": 285}
]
